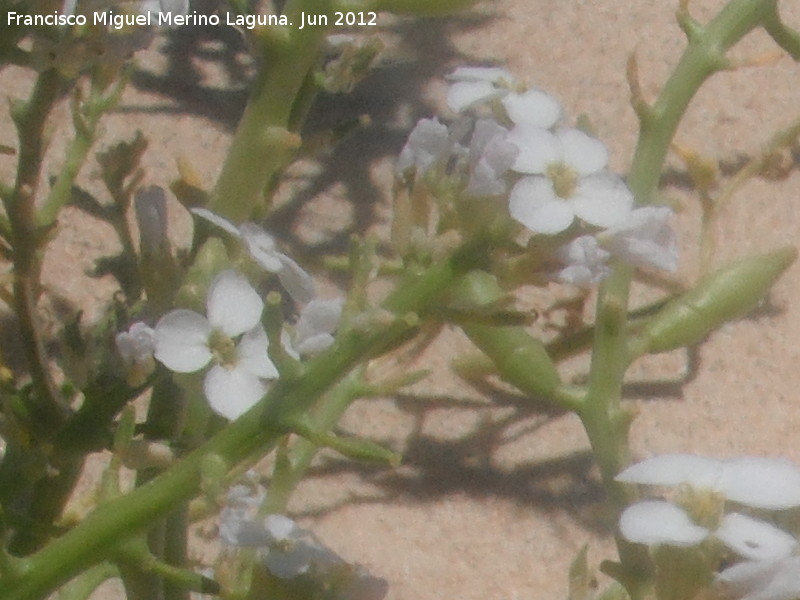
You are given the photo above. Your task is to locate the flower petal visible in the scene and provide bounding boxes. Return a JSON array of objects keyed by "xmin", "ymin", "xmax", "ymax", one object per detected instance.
[
  {"xmin": 508, "ymin": 126, "xmax": 558, "ymax": 174},
  {"xmin": 239, "ymin": 224, "xmax": 283, "ymax": 272},
  {"xmin": 296, "ymin": 298, "xmax": 343, "ymax": 340},
  {"xmin": 190, "ymin": 208, "xmax": 242, "ymax": 237},
  {"xmin": 553, "ymin": 236, "xmax": 611, "ymax": 286},
  {"xmin": 219, "ymin": 509, "xmax": 270, "ymax": 547},
  {"xmin": 204, "ymin": 364, "xmax": 268, "ymax": 420},
  {"xmin": 619, "ymin": 500, "xmax": 709, "ymax": 546},
  {"xmin": 602, "ymin": 206, "xmax": 678, "ymax": 272},
  {"xmin": 715, "ymin": 556, "xmax": 800, "ymax": 600},
  {"xmin": 615, "ymin": 454, "xmax": 723, "ymax": 488},
  {"xmin": 237, "ymin": 327, "xmax": 279, "ymax": 379},
  {"xmin": 446, "ymin": 66, "xmax": 515, "ymax": 84},
  {"xmin": 569, "ymin": 172, "xmax": 634, "ymax": 228},
  {"xmin": 508, "ymin": 176, "xmax": 574, "ymax": 234},
  {"xmin": 716, "ymin": 513, "xmax": 798, "ymax": 561},
  {"xmin": 719, "ymin": 457, "xmax": 800, "ymax": 509},
  {"xmin": 153, "ymin": 309, "xmax": 212, "ymax": 373},
  {"xmin": 557, "ymin": 128, "xmax": 608, "ymax": 175},
  {"xmin": 502, "ymin": 89, "xmax": 562, "ymax": 129},
  {"xmin": 295, "ymin": 333, "xmax": 336, "ymax": 356},
  {"xmin": 264, "ymin": 514, "xmax": 301, "ymax": 542},
  {"xmin": 446, "ymin": 80, "xmax": 503, "ymax": 113},
  {"xmin": 206, "ymin": 270, "xmax": 264, "ymax": 337},
  {"xmin": 277, "ymin": 254, "xmax": 315, "ymax": 305}
]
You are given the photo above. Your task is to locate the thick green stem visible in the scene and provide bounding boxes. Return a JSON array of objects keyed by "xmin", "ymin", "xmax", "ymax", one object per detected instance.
[{"xmin": 211, "ymin": 0, "xmax": 333, "ymax": 222}]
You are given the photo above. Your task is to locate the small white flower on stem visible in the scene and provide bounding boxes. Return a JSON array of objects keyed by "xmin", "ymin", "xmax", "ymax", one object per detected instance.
[
  {"xmin": 191, "ymin": 208, "xmax": 315, "ymax": 304},
  {"xmin": 445, "ymin": 67, "xmax": 562, "ymax": 129},
  {"xmin": 508, "ymin": 128, "xmax": 633, "ymax": 234},
  {"xmin": 262, "ymin": 514, "xmax": 341, "ymax": 579},
  {"xmin": 619, "ymin": 501, "xmax": 797, "ymax": 561},
  {"xmin": 600, "ymin": 206, "xmax": 678, "ymax": 272},
  {"xmin": 616, "ymin": 454, "xmax": 800, "ymax": 561},
  {"xmin": 551, "ymin": 235, "xmax": 611, "ymax": 286},
  {"xmin": 464, "ymin": 118, "xmax": 519, "ymax": 197},
  {"xmin": 153, "ymin": 270, "xmax": 278, "ymax": 420},
  {"xmin": 286, "ymin": 298, "xmax": 344, "ymax": 357},
  {"xmin": 616, "ymin": 454, "xmax": 800, "ymax": 510},
  {"xmin": 115, "ymin": 322, "xmax": 156, "ymax": 387},
  {"xmin": 396, "ymin": 117, "xmax": 455, "ymax": 178},
  {"xmin": 219, "ymin": 481, "xmax": 269, "ymax": 548}
]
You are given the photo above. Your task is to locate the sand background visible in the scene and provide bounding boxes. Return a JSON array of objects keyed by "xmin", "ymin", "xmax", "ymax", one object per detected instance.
[{"xmin": 3, "ymin": 1, "xmax": 800, "ymax": 598}]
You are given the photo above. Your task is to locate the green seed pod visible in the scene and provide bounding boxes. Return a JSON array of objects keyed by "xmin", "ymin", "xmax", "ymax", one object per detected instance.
[
  {"xmin": 374, "ymin": 0, "xmax": 480, "ymax": 16},
  {"xmin": 451, "ymin": 271, "xmax": 561, "ymax": 398},
  {"xmin": 639, "ymin": 246, "xmax": 796, "ymax": 354}
]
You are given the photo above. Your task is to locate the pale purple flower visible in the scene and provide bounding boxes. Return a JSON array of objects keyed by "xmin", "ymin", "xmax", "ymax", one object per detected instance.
[
  {"xmin": 396, "ymin": 118, "xmax": 454, "ymax": 177},
  {"xmin": 551, "ymin": 235, "xmax": 611, "ymax": 286},
  {"xmin": 600, "ymin": 206, "xmax": 678, "ymax": 272},
  {"xmin": 115, "ymin": 322, "xmax": 156, "ymax": 386},
  {"xmin": 153, "ymin": 270, "xmax": 278, "ymax": 420},
  {"xmin": 464, "ymin": 118, "xmax": 519, "ymax": 197},
  {"xmin": 286, "ymin": 298, "xmax": 344, "ymax": 357},
  {"xmin": 261, "ymin": 515, "xmax": 341, "ymax": 579},
  {"xmin": 191, "ymin": 209, "xmax": 315, "ymax": 304}
]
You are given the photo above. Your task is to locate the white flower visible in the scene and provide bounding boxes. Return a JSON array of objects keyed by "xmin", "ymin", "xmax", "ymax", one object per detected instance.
[
  {"xmin": 714, "ymin": 556, "xmax": 800, "ymax": 600},
  {"xmin": 396, "ymin": 117, "xmax": 454, "ymax": 177},
  {"xmin": 552, "ymin": 235, "xmax": 611, "ymax": 286},
  {"xmin": 507, "ymin": 128, "xmax": 633, "ymax": 234},
  {"xmin": 616, "ymin": 454, "xmax": 800, "ymax": 510},
  {"xmin": 600, "ymin": 206, "xmax": 678, "ymax": 272},
  {"xmin": 616, "ymin": 454, "xmax": 800, "ymax": 561},
  {"xmin": 262, "ymin": 515, "xmax": 341, "ymax": 579},
  {"xmin": 619, "ymin": 501, "xmax": 797, "ymax": 561},
  {"xmin": 285, "ymin": 298, "xmax": 344, "ymax": 357},
  {"xmin": 219, "ymin": 480, "xmax": 269, "ymax": 547},
  {"xmin": 191, "ymin": 208, "xmax": 315, "ymax": 304},
  {"xmin": 154, "ymin": 270, "xmax": 278, "ymax": 420},
  {"xmin": 463, "ymin": 118, "xmax": 519, "ymax": 197},
  {"xmin": 115, "ymin": 322, "xmax": 156, "ymax": 386},
  {"xmin": 445, "ymin": 67, "xmax": 562, "ymax": 129}
]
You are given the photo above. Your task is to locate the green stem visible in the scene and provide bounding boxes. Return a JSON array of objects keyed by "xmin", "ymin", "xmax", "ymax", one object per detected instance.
[
  {"xmin": 627, "ymin": 0, "xmax": 776, "ymax": 204},
  {"xmin": 6, "ymin": 69, "xmax": 66, "ymax": 428},
  {"xmin": 211, "ymin": 0, "xmax": 333, "ymax": 222},
  {"xmin": 0, "ymin": 234, "xmax": 491, "ymax": 600},
  {"xmin": 590, "ymin": 0, "xmax": 781, "ymax": 501},
  {"xmin": 583, "ymin": 1, "xmax": 783, "ymax": 592}
]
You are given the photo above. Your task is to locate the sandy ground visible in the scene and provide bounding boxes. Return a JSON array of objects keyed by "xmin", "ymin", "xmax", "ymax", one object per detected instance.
[{"xmin": 4, "ymin": 1, "xmax": 800, "ymax": 599}]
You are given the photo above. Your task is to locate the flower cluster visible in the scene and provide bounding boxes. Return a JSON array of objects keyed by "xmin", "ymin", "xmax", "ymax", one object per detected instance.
[
  {"xmin": 616, "ymin": 454, "xmax": 800, "ymax": 600},
  {"xmin": 397, "ymin": 66, "xmax": 677, "ymax": 285},
  {"xmin": 218, "ymin": 483, "xmax": 387, "ymax": 599},
  {"xmin": 115, "ymin": 206, "xmax": 342, "ymax": 420}
]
